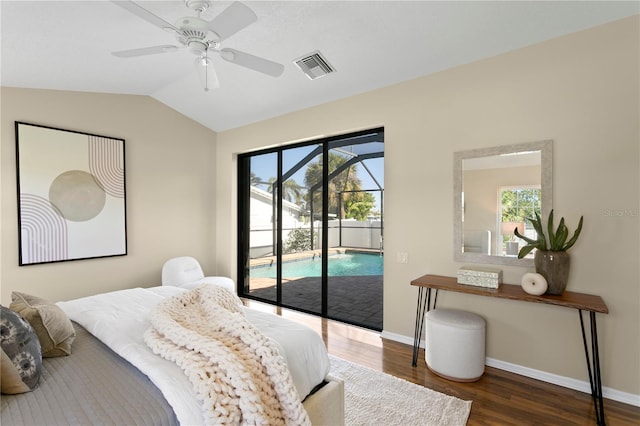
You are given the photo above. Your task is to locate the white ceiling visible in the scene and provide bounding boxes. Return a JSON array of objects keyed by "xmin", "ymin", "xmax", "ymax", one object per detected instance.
[{"xmin": 2, "ymin": 1, "xmax": 638, "ymax": 132}]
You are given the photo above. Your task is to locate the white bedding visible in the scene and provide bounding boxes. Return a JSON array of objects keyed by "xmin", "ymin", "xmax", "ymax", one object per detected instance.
[{"xmin": 57, "ymin": 286, "xmax": 330, "ymax": 425}]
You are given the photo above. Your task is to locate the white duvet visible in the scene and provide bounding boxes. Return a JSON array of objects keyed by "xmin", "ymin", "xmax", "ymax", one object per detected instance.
[{"xmin": 57, "ymin": 286, "xmax": 330, "ymax": 425}]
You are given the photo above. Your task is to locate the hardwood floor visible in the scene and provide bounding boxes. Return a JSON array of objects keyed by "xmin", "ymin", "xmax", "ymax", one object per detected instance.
[{"xmin": 244, "ymin": 299, "xmax": 640, "ymax": 425}]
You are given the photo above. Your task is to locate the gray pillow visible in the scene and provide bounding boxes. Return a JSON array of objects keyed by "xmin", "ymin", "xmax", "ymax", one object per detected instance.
[{"xmin": 1, "ymin": 305, "xmax": 42, "ymax": 394}]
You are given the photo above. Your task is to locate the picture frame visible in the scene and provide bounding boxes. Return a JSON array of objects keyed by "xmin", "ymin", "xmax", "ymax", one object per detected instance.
[{"xmin": 15, "ymin": 122, "xmax": 127, "ymax": 265}]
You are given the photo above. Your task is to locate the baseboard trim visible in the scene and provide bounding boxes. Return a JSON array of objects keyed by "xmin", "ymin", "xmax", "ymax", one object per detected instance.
[{"xmin": 380, "ymin": 330, "xmax": 640, "ymax": 407}]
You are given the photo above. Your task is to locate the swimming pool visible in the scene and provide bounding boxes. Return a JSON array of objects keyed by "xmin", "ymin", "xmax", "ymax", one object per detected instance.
[{"xmin": 250, "ymin": 252, "xmax": 383, "ymax": 278}]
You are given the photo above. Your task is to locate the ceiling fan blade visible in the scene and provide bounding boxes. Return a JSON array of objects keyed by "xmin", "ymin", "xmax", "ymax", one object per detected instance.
[
  {"xmin": 112, "ymin": 45, "xmax": 180, "ymax": 58},
  {"xmin": 208, "ymin": 1, "xmax": 257, "ymax": 41},
  {"xmin": 111, "ymin": 1, "xmax": 181, "ymax": 34},
  {"xmin": 219, "ymin": 48, "xmax": 284, "ymax": 77}
]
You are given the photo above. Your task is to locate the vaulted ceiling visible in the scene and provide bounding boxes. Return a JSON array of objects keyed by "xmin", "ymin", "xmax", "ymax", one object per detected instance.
[{"xmin": 2, "ymin": 1, "xmax": 638, "ymax": 132}]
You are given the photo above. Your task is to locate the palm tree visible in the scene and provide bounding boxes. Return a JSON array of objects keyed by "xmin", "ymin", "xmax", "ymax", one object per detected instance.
[
  {"xmin": 250, "ymin": 172, "xmax": 261, "ymax": 186},
  {"xmin": 304, "ymin": 152, "xmax": 366, "ymax": 218},
  {"xmin": 266, "ymin": 177, "xmax": 305, "ymax": 205}
]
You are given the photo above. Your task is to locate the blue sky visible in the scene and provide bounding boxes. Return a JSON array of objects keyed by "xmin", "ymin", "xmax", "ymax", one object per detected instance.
[{"xmin": 251, "ymin": 147, "xmax": 384, "ymax": 213}]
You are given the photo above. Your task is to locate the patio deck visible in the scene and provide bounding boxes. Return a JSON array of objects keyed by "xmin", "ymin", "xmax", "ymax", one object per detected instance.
[{"xmin": 248, "ymin": 274, "xmax": 383, "ymax": 331}]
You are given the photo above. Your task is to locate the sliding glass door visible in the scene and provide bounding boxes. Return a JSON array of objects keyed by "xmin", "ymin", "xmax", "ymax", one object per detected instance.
[
  {"xmin": 326, "ymin": 138, "xmax": 384, "ymax": 330},
  {"xmin": 280, "ymin": 144, "xmax": 323, "ymax": 314},
  {"xmin": 237, "ymin": 128, "xmax": 384, "ymax": 330},
  {"xmin": 243, "ymin": 151, "xmax": 278, "ymax": 302}
]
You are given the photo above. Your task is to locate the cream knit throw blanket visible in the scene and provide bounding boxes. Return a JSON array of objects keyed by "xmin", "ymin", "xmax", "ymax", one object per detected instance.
[{"xmin": 144, "ymin": 285, "xmax": 311, "ymax": 425}]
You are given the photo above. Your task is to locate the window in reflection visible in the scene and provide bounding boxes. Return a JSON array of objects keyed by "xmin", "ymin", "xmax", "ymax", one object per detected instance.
[{"xmin": 499, "ymin": 186, "xmax": 540, "ymax": 256}]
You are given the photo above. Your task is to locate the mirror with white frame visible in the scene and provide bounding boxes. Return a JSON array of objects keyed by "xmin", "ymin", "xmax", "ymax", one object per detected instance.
[{"xmin": 453, "ymin": 140, "xmax": 553, "ymax": 266}]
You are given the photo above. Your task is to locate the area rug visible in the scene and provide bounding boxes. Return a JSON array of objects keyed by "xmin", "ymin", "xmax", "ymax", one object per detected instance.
[{"xmin": 329, "ymin": 355, "xmax": 471, "ymax": 426}]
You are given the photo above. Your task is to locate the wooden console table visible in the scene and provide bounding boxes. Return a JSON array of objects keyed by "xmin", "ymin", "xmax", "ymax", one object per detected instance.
[{"xmin": 411, "ymin": 274, "xmax": 609, "ymax": 425}]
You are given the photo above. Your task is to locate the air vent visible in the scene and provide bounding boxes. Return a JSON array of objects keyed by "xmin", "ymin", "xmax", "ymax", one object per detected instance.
[{"xmin": 294, "ymin": 51, "xmax": 335, "ymax": 80}]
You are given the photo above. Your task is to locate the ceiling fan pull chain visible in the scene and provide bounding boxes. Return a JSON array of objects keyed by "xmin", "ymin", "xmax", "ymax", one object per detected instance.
[{"xmin": 204, "ymin": 50, "xmax": 209, "ymax": 92}]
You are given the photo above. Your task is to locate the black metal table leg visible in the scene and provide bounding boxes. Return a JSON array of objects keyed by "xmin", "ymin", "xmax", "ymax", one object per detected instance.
[
  {"xmin": 579, "ymin": 309, "xmax": 606, "ymax": 425},
  {"xmin": 412, "ymin": 287, "xmax": 430, "ymax": 366}
]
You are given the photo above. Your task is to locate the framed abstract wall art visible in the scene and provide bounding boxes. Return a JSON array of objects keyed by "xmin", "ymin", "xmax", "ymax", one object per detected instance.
[{"xmin": 15, "ymin": 122, "xmax": 127, "ymax": 265}]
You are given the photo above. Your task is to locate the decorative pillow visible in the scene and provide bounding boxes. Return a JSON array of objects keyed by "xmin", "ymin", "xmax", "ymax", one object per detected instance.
[
  {"xmin": 10, "ymin": 292, "xmax": 76, "ymax": 357},
  {"xmin": 1, "ymin": 305, "xmax": 42, "ymax": 394}
]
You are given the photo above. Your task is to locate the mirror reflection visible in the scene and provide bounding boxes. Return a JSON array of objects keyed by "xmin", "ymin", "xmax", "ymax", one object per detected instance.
[
  {"xmin": 463, "ymin": 151, "xmax": 541, "ymax": 257},
  {"xmin": 454, "ymin": 140, "xmax": 552, "ymax": 266}
]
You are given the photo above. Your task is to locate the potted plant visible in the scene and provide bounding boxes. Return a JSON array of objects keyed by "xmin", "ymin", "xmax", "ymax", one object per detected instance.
[{"xmin": 514, "ymin": 210, "xmax": 583, "ymax": 295}]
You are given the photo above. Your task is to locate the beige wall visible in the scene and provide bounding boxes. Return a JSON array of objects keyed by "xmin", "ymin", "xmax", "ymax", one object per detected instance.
[
  {"xmin": 1, "ymin": 89, "xmax": 217, "ymax": 303},
  {"xmin": 216, "ymin": 16, "xmax": 639, "ymax": 396}
]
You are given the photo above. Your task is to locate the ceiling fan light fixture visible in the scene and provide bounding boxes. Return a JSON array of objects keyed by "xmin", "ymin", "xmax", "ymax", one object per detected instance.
[
  {"xmin": 188, "ymin": 40, "xmax": 208, "ymax": 55},
  {"xmin": 196, "ymin": 51, "xmax": 218, "ymax": 92}
]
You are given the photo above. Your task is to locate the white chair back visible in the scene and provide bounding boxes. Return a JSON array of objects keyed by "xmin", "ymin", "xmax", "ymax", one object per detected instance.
[{"xmin": 161, "ymin": 256, "xmax": 204, "ymax": 286}]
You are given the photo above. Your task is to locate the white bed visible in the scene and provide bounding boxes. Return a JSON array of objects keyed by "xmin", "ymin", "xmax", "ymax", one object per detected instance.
[{"xmin": 54, "ymin": 285, "xmax": 343, "ymax": 425}]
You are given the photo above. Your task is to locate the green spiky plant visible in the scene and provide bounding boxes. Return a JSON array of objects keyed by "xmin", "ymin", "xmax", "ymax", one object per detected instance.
[{"xmin": 513, "ymin": 210, "xmax": 583, "ymax": 259}]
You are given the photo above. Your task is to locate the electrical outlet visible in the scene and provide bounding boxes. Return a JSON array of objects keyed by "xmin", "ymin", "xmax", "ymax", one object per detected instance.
[{"xmin": 397, "ymin": 252, "xmax": 409, "ymax": 264}]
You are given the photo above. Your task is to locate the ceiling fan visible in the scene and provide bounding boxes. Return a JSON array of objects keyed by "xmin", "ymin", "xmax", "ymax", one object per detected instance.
[{"xmin": 111, "ymin": 0, "xmax": 284, "ymax": 91}]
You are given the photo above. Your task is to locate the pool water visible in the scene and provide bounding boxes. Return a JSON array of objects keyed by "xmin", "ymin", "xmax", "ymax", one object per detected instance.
[{"xmin": 250, "ymin": 252, "xmax": 383, "ymax": 278}]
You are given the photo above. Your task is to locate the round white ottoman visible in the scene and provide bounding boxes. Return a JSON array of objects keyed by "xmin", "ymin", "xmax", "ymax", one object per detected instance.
[{"xmin": 425, "ymin": 308, "xmax": 486, "ymax": 382}]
